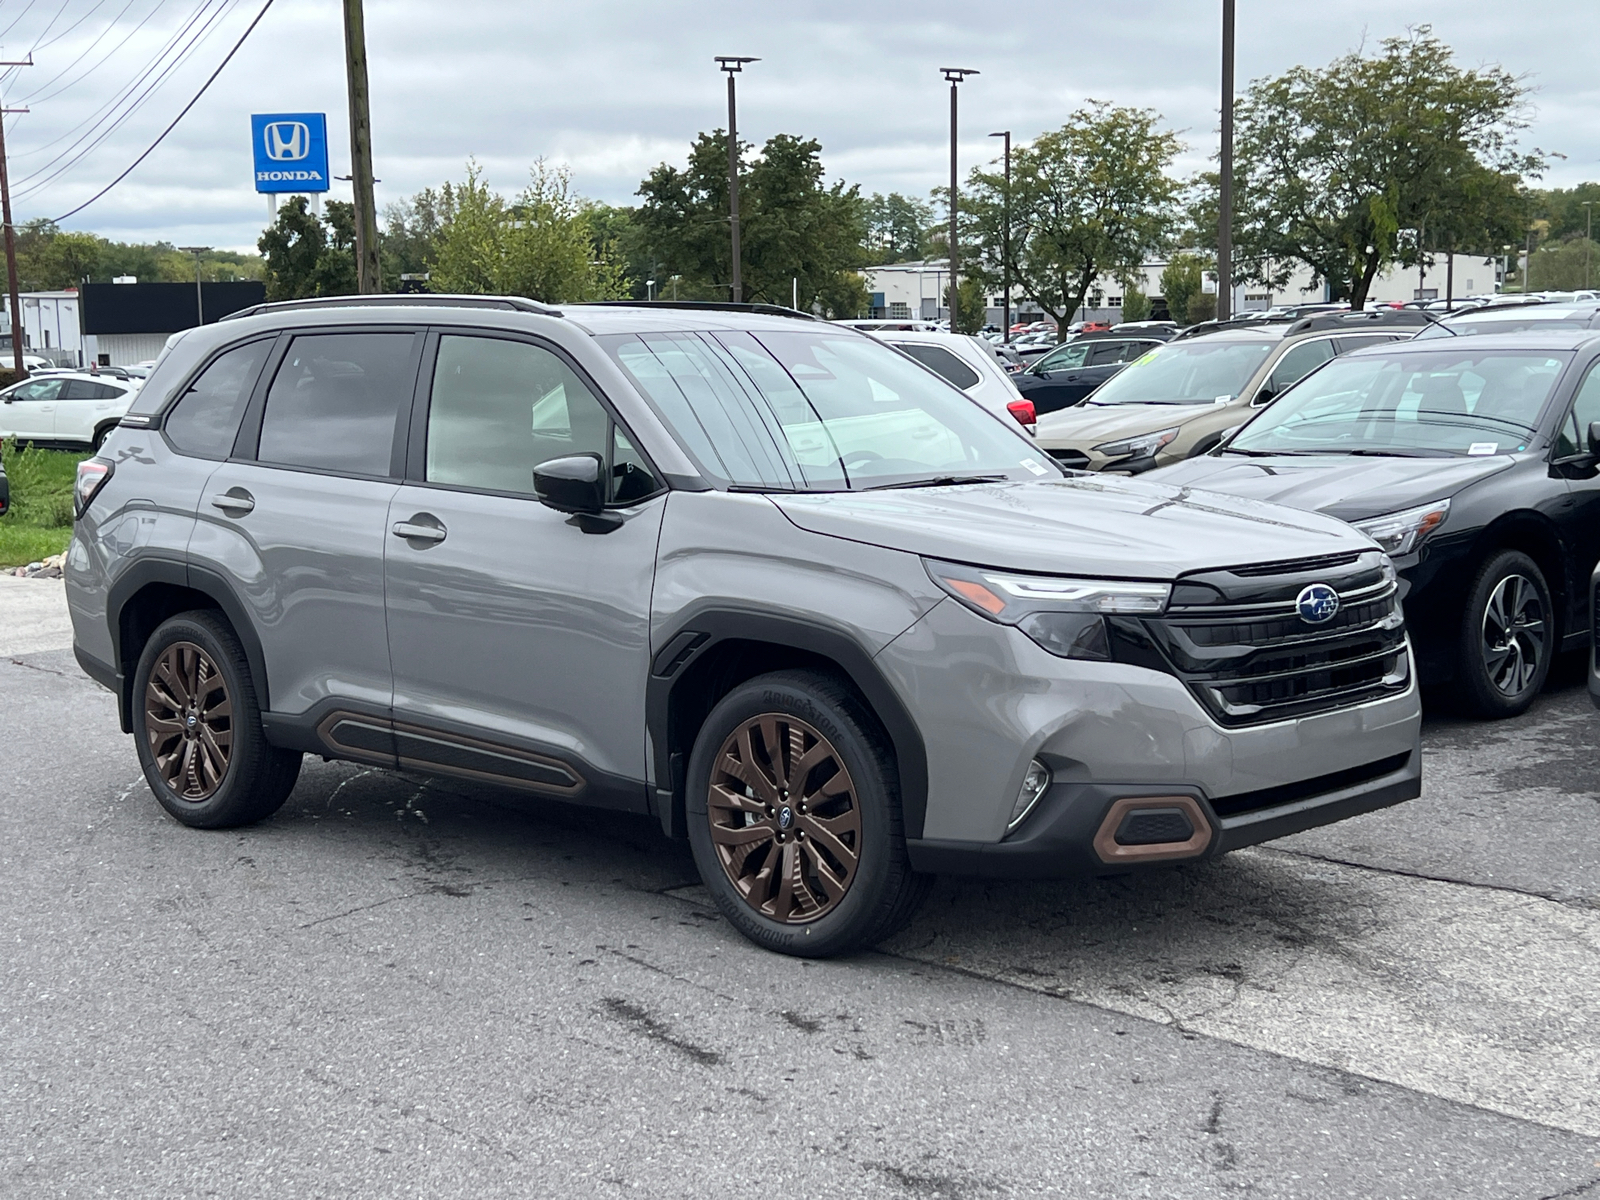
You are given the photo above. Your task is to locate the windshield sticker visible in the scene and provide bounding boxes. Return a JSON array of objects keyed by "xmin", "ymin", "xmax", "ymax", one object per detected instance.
[
  {"xmin": 1019, "ymin": 457, "xmax": 1050, "ymax": 476},
  {"xmin": 1214, "ymin": 394, "xmax": 1232, "ymax": 404},
  {"xmin": 1467, "ymin": 442, "xmax": 1498, "ymax": 456}
]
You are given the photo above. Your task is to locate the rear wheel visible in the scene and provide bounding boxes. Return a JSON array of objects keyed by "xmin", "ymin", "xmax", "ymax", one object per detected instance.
[
  {"xmin": 686, "ymin": 670, "xmax": 930, "ymax": 957},
  {"xmin": 132, "ymin": 610, "xmax": 301, "ymax": 828},
  {"xmin": 1458, "ymin": 550, "xmax": 1552, "ymax": 718}
]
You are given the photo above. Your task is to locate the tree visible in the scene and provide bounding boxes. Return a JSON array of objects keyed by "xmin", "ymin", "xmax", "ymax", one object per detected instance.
[
  {"xmin": 635, "ymin": 130, "xmax": 869, "ymax": 317},
  {"xmin": 1513, "ymin": 237, "xmax": 1600, "ymax": 291},
  {"xmin": 1120, "ymin": 287, "xmax": 1151, "ymax": 323},
  {"xmin": 427, "ymin": 161, "xmax": 624, "ymax": 302},
  {"xmin": 258, "ymin": 197, "xmax": 331, "ymax": 300},
  {"xmin": 1159, "ymin": 253, "xmax": 1209, "ymax": 324},
  {"xmin": 944, "ymin": 276, "xmax": 987, "ymax": 333},
  {"xmin": 865, "ymin": 192, "xmax": 932, "ymax": 263},
  {"xmin": 1221, "ymin": 27, "xmax": 1541, "ymax": 309},
  {"xmin": 381, "ymin": 185, "xmax": 453, "ymax": 289},
  {"xmin": 961, "ymin": 103, "xmax": 1181, "ymax": 339}
]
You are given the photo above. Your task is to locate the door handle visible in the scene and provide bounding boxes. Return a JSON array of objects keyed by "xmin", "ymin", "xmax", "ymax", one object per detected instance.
[
  {"xmin": 210, "ymin": 489, "xmax": 254, "ymax": 516},
  {"xmin": 392, "ymin": 516, "xmax": 447, "ymax": 544}
]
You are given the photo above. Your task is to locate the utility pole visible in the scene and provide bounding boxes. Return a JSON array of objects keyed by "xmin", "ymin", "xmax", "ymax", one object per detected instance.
[
  {"xmin": 715, "ymin": 56, "xmax": 758, "ymax": 303},
  {"xmin": 341, "ymin": 0, "xmax": 381, "ymax": 293},
  {"xmin": 178, "ymin": 247, "xmax": 210, "ymax": 326},
  {"xmin": 1585, "ymin": 201, "xmax": 1594, "ymax": 290},
  {"xmin": 989, "ymin": 131, "xmax": 1011, "ymax": 341},
  {"xmin": 941, "ymin": 68, "xmax": 978, "ymax": 332},
  {"xmin": 0, "ymin": 57, "xmax": 32, "ymax": 378},
  {"xmin": 1217, "ymin": 0, "xmax": 1235, "ymax": 321}
]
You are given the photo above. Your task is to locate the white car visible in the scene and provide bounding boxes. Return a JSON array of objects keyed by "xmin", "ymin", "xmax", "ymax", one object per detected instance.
[
  {"xmin": 869, "ymin": 329, "xmax": 1037, "ymax": 433},
  {"xmin": 0, "ymin": 371, "xmax": 139, "ymax": 450}
]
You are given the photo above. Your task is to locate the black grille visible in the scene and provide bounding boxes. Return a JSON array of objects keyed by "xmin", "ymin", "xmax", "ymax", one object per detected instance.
[
  {"xmin": 1047, "ymin": 448, "xmax": 1090, "ymax": 470},
  {"xmin": 1110, "ymin": 550, "xmax": 1411, "ymax": 727},
  {"xmin": 1224, "ymin": 552, "xmax": 1363, "ymax": 578}
]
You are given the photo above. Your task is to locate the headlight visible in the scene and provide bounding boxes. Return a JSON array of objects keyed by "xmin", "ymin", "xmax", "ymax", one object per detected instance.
[
  {"xmin": 925, "ymin": 559, "xmax": 1170, "ymax": 661},
  {"xmin": 1092, "ymin": 426, "xmax": 1179, "ymax": 460},
  {"xmin": 1352, "ymin": 499, "xmax": 1450, "ymax": 556}
]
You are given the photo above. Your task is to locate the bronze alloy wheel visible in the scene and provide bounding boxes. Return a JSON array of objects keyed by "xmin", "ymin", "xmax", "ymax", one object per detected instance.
[
  {"xmin": 707, "ymin": 713, "xmax": 862, "ymax": 923},
  {"xmin": 144, "ymin": 641, "xmax": 233, "ymax": 802},
  {"xmin": 1481, "ymin": 573, "xmax": 1546, "ymax": 695}
]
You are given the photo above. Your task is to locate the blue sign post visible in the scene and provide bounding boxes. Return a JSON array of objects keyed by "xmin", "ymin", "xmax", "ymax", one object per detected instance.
[{"xmin": 251, "ymin": 113, "xmax": 330, "ymax": 194}]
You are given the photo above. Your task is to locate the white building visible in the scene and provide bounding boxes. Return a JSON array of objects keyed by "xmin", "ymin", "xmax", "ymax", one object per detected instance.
[
  {"xmin": 0, "ymin": 290, "xmax": 85, "ymax": 366},
  {"xmin": 864, "ymin": 252, "xmax": 1505, "ymax": 327}
]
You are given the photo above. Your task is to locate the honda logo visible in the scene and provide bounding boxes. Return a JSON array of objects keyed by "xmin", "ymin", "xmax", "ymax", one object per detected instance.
[{"xmin": 263, "ymin": 121, "xmax": 310, "ymax": 162}]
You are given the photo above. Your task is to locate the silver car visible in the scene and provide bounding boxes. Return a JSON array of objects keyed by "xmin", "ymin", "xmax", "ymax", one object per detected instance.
[{"xmin": 67, "ymin": 297, "xmax": 1421, "ymax": 957}]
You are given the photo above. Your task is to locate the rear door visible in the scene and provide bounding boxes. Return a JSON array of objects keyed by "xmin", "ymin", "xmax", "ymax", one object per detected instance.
[
  {"xmin": 188, "ymin": 328, "xmax": 420, "ymax": 718},
  {"xmin": 56, "ymin": 379, "xmax": 130, "ymax": 445},
  {"xmin": 0, "ymin": 377, "xmax": 63, "ymax": 441},
  {"xmin": 382, "ymin": 330, "xmax": 666, "ymax": 806}
]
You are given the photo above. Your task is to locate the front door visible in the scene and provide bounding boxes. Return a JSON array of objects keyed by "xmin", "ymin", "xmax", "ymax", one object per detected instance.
[
  {"xmin": 0, "ymin": 377, "xmax": 63, "ymax": 441},
  {"xmin": 384, "ymin": 331, "xmax": 665, "ymax": 808},
  {"xmin": 187, "ymin": 329, "xmax": 421, "ymax": 718}
]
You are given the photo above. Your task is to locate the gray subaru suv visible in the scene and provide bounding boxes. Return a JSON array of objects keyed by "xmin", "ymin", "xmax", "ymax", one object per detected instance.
[{"xmin": 67, "ymin": 296, "xmax": 1421, "ymax": 957}]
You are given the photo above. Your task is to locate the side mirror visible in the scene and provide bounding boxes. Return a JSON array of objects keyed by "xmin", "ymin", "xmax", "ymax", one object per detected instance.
[
  {"xmin": 1588, "ymin": 421, "xmax": 1600, "ymax": 457},
  {"xmin": 533, "ymin": 453, "xmax": 606, "ymax": 515}
]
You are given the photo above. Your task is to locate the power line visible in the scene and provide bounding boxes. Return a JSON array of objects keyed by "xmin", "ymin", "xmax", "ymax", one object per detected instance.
[
  {"xmin": 32, "ymin": 0, "xmax": 114, "ymax": 55},
  {"xmin": 22, "ymin": 0, "xmax": 167, "ymax": 108},
  {"xmin": 0, "ymin": 1, "xmax": 43, "ymax": 44},
  {"xmin": 49, "ymin": 0, "xmax": 274, "ymax": 222}
]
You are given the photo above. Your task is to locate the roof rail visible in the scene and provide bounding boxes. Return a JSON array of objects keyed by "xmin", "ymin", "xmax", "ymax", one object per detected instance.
[
  {"xmin": 576, "ymin": 300, "xmax": 819, "ymax": 321},
  {"xmin": 219, "ymin": 294, "xmax": 563, "ymax": 322},
  {"xmin": 1284, "ymin": 309, "xmax": 1437, "ymax": 336}
]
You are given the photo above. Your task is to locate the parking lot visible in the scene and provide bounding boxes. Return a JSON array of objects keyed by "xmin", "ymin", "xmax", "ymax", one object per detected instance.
[{"xmin": 2, "ymin": 574, "xmax": 1597, "ymax": 1198}]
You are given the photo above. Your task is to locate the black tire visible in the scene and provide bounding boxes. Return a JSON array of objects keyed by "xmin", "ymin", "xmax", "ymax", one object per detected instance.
[
  {"xmin": 1458, "ymin": 550, "xmax": 1553, "ymax": 719},
  {"xmin": 685, "ymin": 670, "xmax": 931, "ymax": 958},
  {"xmin": 92, "ymin": 424, "xmax": 113, "ymax": 451},
  {"xmin": 132, "ymin": 610, "xmax": 301, "ymax": 828}
]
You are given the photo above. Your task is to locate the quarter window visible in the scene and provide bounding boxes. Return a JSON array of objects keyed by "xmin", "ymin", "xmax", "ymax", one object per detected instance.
[
  {"xmin": 257, "ymin": 333, "xmax": 415, "ymax": 476},
  {"xmin": 164, "ymin": 341, "xmax": 270, "ymax": 459}
]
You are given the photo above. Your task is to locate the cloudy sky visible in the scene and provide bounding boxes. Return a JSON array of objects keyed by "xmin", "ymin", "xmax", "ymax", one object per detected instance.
[{"xmin": 0, "ymin": 0, "xmax": 1596, "ymax": 253}]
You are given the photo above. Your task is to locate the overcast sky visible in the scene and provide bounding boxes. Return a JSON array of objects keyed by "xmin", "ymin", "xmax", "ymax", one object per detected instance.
[{"xmin": 0, "ymin": 0, "xmax": 1596, "ymax": 254}]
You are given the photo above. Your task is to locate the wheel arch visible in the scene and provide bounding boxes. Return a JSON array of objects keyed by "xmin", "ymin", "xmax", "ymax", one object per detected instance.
[
  {"xmin": 107, "ymin": 559, "xmax": 270, "ymax": 732},
  {"xmin": 646, "ymin": 610, "xmax": 929, "ymax": 843},
  {"xmin": 1468, "ymin": 511, "xmax": 1569, "ymax": 642}
]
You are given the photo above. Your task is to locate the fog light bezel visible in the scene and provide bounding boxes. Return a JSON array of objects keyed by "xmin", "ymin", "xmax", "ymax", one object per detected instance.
[{"xmin": 1006, "ymin": 758, "xmax": 1052, "ymax": 833}]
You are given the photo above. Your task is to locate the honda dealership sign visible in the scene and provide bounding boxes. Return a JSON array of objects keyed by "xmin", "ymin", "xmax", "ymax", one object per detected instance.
[{"xmin": 250, "ymin": 113, "xmax": 329, "ymax": 193}]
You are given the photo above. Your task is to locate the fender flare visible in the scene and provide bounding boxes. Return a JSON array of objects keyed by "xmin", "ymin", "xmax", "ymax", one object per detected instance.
[{"xmin": 645, "ymin": 607, "xmax": 930, "ymax": 842}]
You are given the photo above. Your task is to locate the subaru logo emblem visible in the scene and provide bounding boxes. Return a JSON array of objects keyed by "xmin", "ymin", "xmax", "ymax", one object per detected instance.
[
  {"xmin": 777, "ymin": 806, "xmax": 794, "ymax": 830},
  {"xmin": 1296, "ymin": 583, "xmax": 1340, "ymax": 624},
  {"xmin": 263, "ymin": 121, "xmax": 310, "ymax": 161}
]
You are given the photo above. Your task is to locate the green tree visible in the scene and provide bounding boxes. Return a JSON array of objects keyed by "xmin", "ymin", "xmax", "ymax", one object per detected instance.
[
  {"xmin": 1119, "ymin": 287, "xmax": 1151, "ymax": 323},
  {"xmin": 381, "ymin": 185, "xmax": 453, "ymax": 289},
  {"xmin": 427, "ymin": 161, "xmax": 623, "ymax": 302},
  {"xmin": 1221, "ymin": 27, "xmax": 1540, "ymax": 309},
  {"xmin": 865, "ymin": 192, "xmax": 932, "ymax": 263},
  {"xmin": 634, "ymin": 131, "xmax": 869, "ymax": 317},
  {"xmin": 258, "ymin": 196, "xmax": 344, "ymax": 300},
  {"xmin": 942, "ymin": 276, "xmax": 987, "ymax": 334},
  {"xmin": 1159, "ymin": 253, "xmax": 1209, "ymax": 324},
  {"xmin": 961, "ymin": 103, "xmax": 1182, "ymax": 339},
  {"xmin": 1511, "ymin": 237, "xmax": 1600, "ymax": 291}
]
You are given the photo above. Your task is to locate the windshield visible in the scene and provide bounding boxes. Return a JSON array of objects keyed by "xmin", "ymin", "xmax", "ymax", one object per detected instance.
[
  {"xmin": 1087, "ymin": 338, "xmax": 1275, "ymax": 405},
  {"xmin": 1415, "ymin": 308, "xmax": 1599, "ymax": 340},
  {"xmin": 1227, "ymin": 349, "xmax": 1569, "ymax": 457},
  {"xmin": 600, "ymin": 329, "xmax": 1057, "ymax": 491}
]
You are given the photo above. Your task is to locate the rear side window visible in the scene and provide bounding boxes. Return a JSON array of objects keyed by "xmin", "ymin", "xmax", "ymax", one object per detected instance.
[
  {"xmin": 257, "ymin": 333, "xmax": 414, "ymax": 476},
  {"xmin": 164, "ymin": 342, "xmax": 271, "ymax": 459},
  {"xmin": 61, "ymin": 380, "xmax": 126, "ymax": 400},
  {"xmin": 890, "ymin": 343, "xmax": 981, "ymax": 390}
]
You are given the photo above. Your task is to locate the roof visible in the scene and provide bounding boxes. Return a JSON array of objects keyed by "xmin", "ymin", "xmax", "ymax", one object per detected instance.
[{"xmin": 1348, "ymin": 328, "xmax": 1600, "ymax": 353}]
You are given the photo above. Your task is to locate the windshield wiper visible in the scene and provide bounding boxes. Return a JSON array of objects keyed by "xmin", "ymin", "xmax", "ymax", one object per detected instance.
[
  {"xmin": 864, "ymin": 474, "xmax": 1009, "ymax": 491},
  {"xmin": 1346, "ymin": 447, "xmax": 1459, "ymax": 458}
]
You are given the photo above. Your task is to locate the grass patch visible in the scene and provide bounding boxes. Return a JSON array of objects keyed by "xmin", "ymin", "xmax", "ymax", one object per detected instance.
[{"xmin": 1, "ymin": 438, "xmax": 87, "ymax": 568}]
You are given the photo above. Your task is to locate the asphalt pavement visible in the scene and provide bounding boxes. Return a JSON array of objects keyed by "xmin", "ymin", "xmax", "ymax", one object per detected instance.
[{"xmin": 2, "ymin": 576, "xmax": 1597, "ymax": 1198}]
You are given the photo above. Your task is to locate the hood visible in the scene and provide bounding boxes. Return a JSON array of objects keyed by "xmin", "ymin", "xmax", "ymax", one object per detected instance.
[
  {"xmin": 772, "ymin": 476, "xmax": 1369, "ymax": 580},
  {"xmin": 1147, "ymin": 453, "xmax": 1515, "ymax": 523},
  {"xmin": 1035, "ymin": 401, "xmax": 1224, "ymax": 448}
]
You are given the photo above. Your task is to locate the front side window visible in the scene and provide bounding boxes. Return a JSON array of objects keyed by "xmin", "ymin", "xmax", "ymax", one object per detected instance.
[
  {"xmin": 1230, "ymin": 350, "xmax": 1568, "ymax": 457},
  {"xmin": 1555, "ymin": 361, "xmax": 1600, "ymax": 457},
  {"xmin": 602, "ymin": 328, "xmax": 1051, "ymax": 491},
  {"xmin": 1033, "ymin": 343, "xmax": 1089, "ymax": 372},
  {"xmin": 257, "ymin": 333, "xmax": 415, "ymax": 476},
  {"xmin": 1264, "ymin": 339, "xmax": 1337, "ymax": 397},
  {"xmin": 164, "ymin": 341, "xmax": 270, "ymax": 460},
  {"xmin": 7, "ymin": 378, "xmax": 63, "ymax": 403},
  {"xmin": 425, "ymin": 334, "xmax": 657, "ymax": 502},
  {"xmin": 1088, "ymin": 338, "xmax": 1277, "ymax": 405}
]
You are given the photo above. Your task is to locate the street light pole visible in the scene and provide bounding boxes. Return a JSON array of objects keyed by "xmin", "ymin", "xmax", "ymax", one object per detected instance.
[
  {"xmin": 1585, "ymin": 201, "xmax": 1594, "ymax": 290},
  {"xmin": 989, "ymin": 130, "xmax": 1011, "ymax": 341},
  {"xmin": 0, "ymin": 57, "xmax": 32, "ymax": 378},
  {"xmin": 941, "ymin": 67, "xmax": 979, "ymax": 332},
  {"xmin": 178, "ymin": 247, "xmax": 210, "ymax": 326},
  {"xmin": 715, "ymin": 56, "xmax": 759, "ymax": 304},
  {"xmin": 1217, "ymin": 0, "xmax": 1235, "ymax": 321}
]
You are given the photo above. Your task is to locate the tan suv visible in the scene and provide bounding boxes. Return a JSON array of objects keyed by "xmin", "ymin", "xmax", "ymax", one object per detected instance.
[{"xmin": 1034, "ymin": 312, "xmax": 1425, "ymax": 472}]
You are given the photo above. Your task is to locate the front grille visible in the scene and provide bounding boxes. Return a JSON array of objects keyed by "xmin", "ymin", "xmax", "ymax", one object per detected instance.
[
  {"xmin": 1047, "ymin": 448, "xmax": 1090, "ymax": 470},
  {"xmin": 1225, "ymin": 552, "xmax": 1362, "ymax": 578},
  {"xmin": 1109, "ymin": 549, "xmax": 1411, "ymax": 727}
]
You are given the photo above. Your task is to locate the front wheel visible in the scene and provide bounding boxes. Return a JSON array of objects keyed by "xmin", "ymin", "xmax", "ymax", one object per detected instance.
[
  {"xmin": 685, "ymin": 670, "xmax": 930, "ymax": 957},
  {"xmin": 1458, "ymin": 550, "xmax": 1552, "ymax": 719}
]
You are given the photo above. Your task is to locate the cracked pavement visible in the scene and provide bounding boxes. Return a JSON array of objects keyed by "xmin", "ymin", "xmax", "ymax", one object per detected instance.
[{"xmin": 2, "ymin": 578, "xmax": 1598, "ymax": 1197}]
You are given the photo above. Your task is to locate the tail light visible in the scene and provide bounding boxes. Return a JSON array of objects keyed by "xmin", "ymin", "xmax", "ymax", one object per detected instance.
[
  {"xmin": 1006, "ymin": 399, "xmax": 1037, "ymax": 432},
  {"xmin": 74, "ymin": 458, "xmax": 114, "ymax": 518}
]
